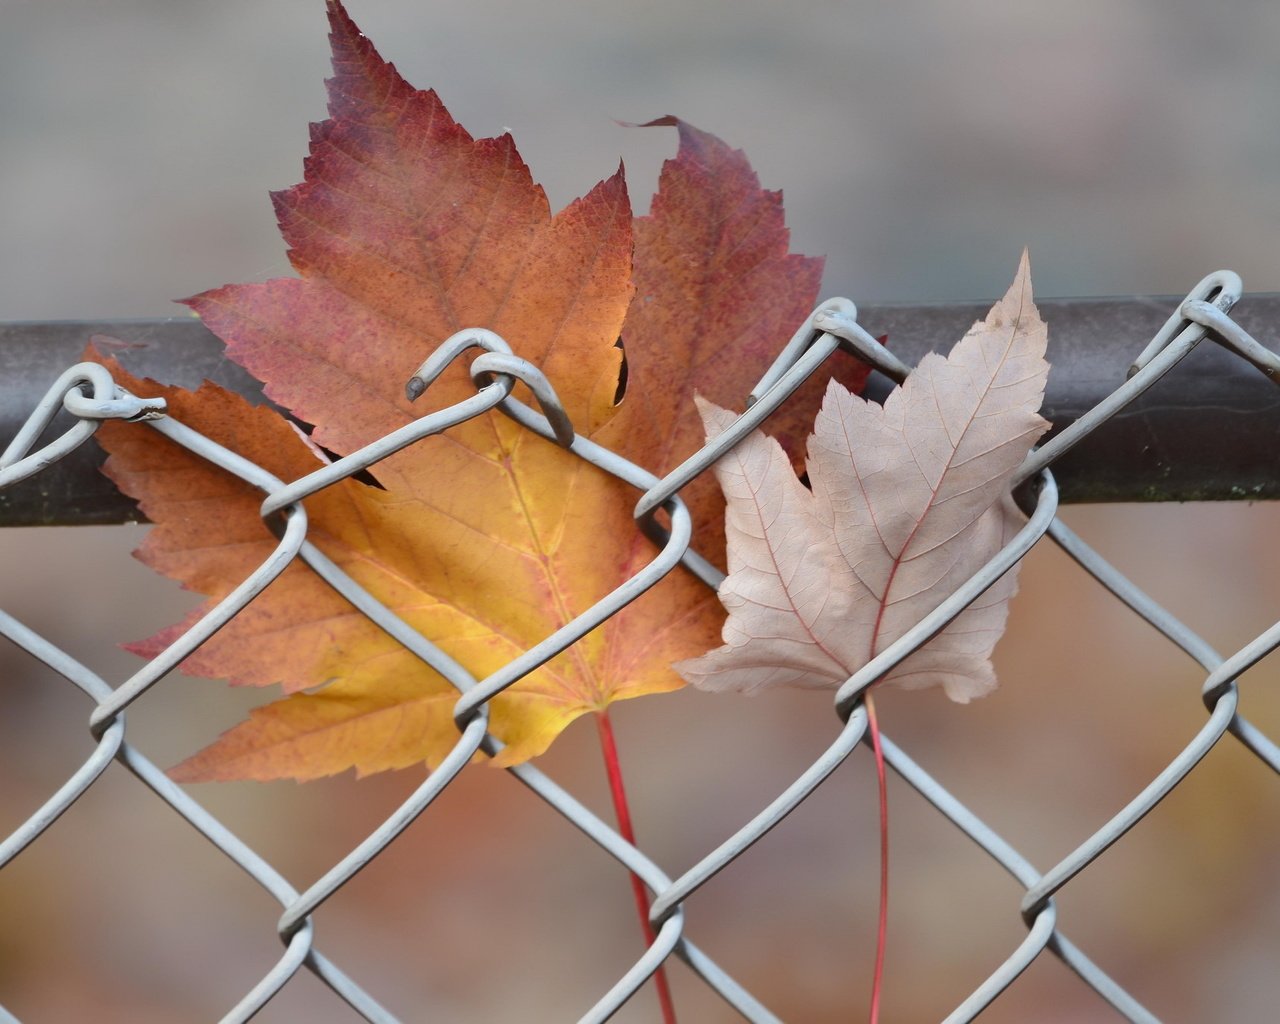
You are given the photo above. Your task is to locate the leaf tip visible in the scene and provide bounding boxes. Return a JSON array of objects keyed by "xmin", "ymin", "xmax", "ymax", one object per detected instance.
[
  {"xmin": 325, "ymin": 0, "xmax": 359, "ymax": 43},
  {"xmin": 628, "ymin": 114, "xmax": 680, "ymax": 131},
  {"xmin": 1014, "ymin": 246, "xmax": 1032, "ymax": 294},
  {"xmin": 981, "ymin": 247, "xmax": 1046, "ymax": 357},
  {"xmin": 694, "ymin": 395, "xmax": 736, "ymax": 441}
]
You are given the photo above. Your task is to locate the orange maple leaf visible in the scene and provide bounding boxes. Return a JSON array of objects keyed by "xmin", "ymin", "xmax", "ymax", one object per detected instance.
[{"xmin": 93, "ymin": 0, "xmax": 866, "ymax": 781}]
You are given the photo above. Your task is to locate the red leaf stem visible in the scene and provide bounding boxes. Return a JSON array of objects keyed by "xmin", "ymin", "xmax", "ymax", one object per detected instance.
[
  {"xmin": 595, "ymin": 710, "xmax": 678, "ymax": 1024},
  {"xmin": 865, "ymin": 692, "xmax": 888, "ymax": 1024}
]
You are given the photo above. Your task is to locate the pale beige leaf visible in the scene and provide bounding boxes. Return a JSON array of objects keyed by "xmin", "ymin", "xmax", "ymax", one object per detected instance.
[{"xmin": 676, "ymin": 253, "xmax": 1050, "ymax": 701}]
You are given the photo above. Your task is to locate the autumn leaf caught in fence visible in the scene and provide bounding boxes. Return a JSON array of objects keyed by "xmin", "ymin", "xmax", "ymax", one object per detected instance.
[
  {"xmin": 90, "ymin": 0, "xmax": 857, "ymax": 782},
  {"xmin": 673, "ymin": 251, "xmax": 1049, "ymax": 1021},
  {"xmin": 677, "ymin": 251, "xmax": 1050, "ymax": 702}
]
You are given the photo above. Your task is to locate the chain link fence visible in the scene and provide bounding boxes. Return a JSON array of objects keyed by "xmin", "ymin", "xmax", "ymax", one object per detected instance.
[{"xmin": 2, "ymin": 271, "xmax": 1279, "ymax": 1022}]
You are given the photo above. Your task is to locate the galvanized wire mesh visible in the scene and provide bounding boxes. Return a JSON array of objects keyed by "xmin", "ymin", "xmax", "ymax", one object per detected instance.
[{"xmin": 2, "ymin": 270, "xmax": 1279, "ymax": 1023}]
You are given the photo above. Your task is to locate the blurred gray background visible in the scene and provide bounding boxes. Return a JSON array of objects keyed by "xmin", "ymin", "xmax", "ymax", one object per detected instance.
[{"xmin": 3, "ymin": 0, "xmax": 1280, "ymax": 1021}]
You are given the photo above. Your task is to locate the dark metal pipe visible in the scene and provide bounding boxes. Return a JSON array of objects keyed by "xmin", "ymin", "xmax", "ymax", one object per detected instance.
[{"xmin": 2, "ymin": 296, "xmax": 1278, "ymax": 525}]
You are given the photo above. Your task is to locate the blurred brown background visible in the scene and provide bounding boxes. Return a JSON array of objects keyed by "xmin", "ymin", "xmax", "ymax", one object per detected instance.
[{"xmin": 2, "ymin": 0, "xmax": 1279, "ymax": 1021}]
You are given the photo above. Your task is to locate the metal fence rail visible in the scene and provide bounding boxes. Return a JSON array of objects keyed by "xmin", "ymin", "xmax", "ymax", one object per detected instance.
[
  {"xmin": 7, "ymin": 289, "xmax": 1280, "ymax": 526},
  {"xmin": 2, "ymin": 271, "xmax": 1279, "ymax": 1021}
]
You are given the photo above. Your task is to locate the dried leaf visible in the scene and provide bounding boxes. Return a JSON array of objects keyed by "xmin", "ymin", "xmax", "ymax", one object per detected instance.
[
  {"xmin": 104, "ymin": 0, "xmax": 659, "ymax": 777},
  {"xmin": 676, "ymin": 253, "xmax": 1049, "ymax": 701},
  {"xmin": 91, "ymin": 1, "xmax": 853, "ymax": 781}
]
